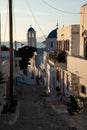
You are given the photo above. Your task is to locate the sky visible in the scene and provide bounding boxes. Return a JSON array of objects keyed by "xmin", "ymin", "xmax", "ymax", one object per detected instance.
[{"xmin": 0, "ymin": 0, "xmax": 87, "ymax": 42}]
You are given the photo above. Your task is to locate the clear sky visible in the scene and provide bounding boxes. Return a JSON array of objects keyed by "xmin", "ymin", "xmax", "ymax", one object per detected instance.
[{"xmin": 0, "ymin": 0, "xmax": 87, "ymax": 42}]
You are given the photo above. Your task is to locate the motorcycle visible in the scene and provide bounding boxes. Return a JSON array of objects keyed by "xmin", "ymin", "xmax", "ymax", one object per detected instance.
[{"xmin": 66, "ymin": 95, "xmax": 84, "ymax": 115}]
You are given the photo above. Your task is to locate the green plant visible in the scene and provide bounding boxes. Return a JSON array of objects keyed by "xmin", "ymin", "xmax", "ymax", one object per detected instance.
[
  {"xmin": 56, "ymin": 86, "xmax": 61, "ymax": 96},
  {"xmin": 75, "ymin": 96, "xmax": 87, "ymax": 106},
  {"xmin": 56, "ymin": 86, "xmax": 60, "ymax": 92},
  {"xmin": 1, "ymin": 45, "xmax": 9, "ymax": 51},
  {"xmin": 17, "ymin": 46, "xmax": 37, "ymax": 70},
  {"xmin": 56, "ymin": 51, "xmax": 66, "ymax": 63}
]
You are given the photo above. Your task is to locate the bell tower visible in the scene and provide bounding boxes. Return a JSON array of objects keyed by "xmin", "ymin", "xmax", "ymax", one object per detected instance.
[{"xmin": 27, "ymin": 26, "xmax": 36, "ymax": 47}]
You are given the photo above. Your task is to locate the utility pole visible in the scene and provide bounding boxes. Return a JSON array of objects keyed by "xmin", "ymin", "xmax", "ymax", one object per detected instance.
[{"xmin": 9, "ymin": 0, "xmax": 13, "ymax": 99}]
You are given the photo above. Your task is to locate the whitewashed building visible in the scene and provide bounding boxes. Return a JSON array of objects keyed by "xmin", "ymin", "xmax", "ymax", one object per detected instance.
[
  {"xmin": 80, "ymin": 4, "xmax": 87, "ymax": 58},
  {"xmin": 67, "ymin": 4, "xmax": 87, "ymax": 97},
  {"xmin": 56, "ymin": 25, "xmax": 80, "ymax": 96},
  {"xmin": 39, "ymin": 24, "xmax": 81, "ymax": 96},
  {"xmin": 58, "ymin": 25, "xmax": 80, "ymax": 56},
  {"xmin": 39, "ymin": 51, "xmax": 49, "ymax": 88},
  {"xmin": 39, "ymin": 26, "xmax": 58, "ymax": 94}
]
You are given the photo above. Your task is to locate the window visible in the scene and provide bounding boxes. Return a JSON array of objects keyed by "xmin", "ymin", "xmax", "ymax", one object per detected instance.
[
  {"xmin": 66, "ymin": 74, "xmax": 69, "ymax": 90},
  {"xmin": 58, "ymin": 41, "xmax": 60, "ymax": 51},
  {"xmin": 58, "ymin": 41, "xmax": 62, "ymax": 52},
  {"xmin": 66, "ymin": 40, "xmax": 69, "ymax": 51},
  {"xmin": 29, "ymin": 34, "xmax": 31, "ymax": 38},
  {"xmin": 57, "ymin": 41, "xmax": 58, "ymax": 51},
  {"xmin": 81, "ymin": 85, "xmax": 86, "ymax": 94},
  {"xmin": 84, "ymin": 37, "xmax": 87, "ymax": 59},
  {"xmin": 64, "ymin": 40, "xmax": 66, "ymax": 51},
  {"xmin": 51, "ymin": 41, "xmax": 53, "ymax": 48},
  {"xmin": 29, "ymin": 33, "xmax": 34, "ymax": 38},
  {"xmin": 64, "ymin": 40, "xmax": 69, "ymax": 51}
]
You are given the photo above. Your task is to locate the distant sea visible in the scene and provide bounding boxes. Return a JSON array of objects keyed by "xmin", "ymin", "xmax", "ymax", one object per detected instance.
[{"xmin": 1, "ymin": 41, "xmax": 46, "ymax": 49}]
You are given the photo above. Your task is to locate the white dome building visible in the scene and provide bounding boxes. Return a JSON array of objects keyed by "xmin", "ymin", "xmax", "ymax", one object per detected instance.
[{"xmin": 46, "ymin": 27, "xmax": 58, "ymax": 52}]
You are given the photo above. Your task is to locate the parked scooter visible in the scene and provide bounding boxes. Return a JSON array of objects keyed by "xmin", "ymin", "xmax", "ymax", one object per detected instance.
[{"xmin": 66, "ymin": 95, "xmax": 84, "ymax": 115}]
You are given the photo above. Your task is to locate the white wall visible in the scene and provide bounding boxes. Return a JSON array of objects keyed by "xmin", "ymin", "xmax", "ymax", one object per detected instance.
[
  {"xmin": 67, "ymin": 55, "xmax": 87, "ymax": 80},
  {"xmin": 46, "ymin": 38, "xmax": 57, "ymax": 51},
  {"xmin": 80, "ymin": 4, "xmax": 87, "ymax": 57},
  {"xmin": 67, "ymin": 55, "xmax": 87, "ymax": 97}
]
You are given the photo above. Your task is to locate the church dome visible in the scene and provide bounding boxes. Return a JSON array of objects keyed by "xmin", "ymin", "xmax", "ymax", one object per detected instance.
[
  {"xmin": 48, "ymin": 28, "xmax": 57, "ymax": 38},
  {"xmin": 28, "ymin": 27, "xmax": 35, "ymax": 32}
]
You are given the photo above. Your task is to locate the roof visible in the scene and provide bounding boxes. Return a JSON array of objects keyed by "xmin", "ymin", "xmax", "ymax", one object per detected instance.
[
  {"xmin": 81, "ymin": 3, "xmax": 87, "ymax": 7},
  {"xmin": 48, "ymin": 28, "xmax": 57, "ymax": 38},
  {"xmin": 28, "ymin": 27, "xmax": 35, "ymax": 32}
]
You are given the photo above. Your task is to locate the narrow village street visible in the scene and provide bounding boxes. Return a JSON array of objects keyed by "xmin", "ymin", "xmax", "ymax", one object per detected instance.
[
  {"xmin": 1, "ymin": 1, "xmax": 87, "ymax": 130},
  {"xmin": 0, "ymin": 82, "xmax": 69, "ymax": 130}
]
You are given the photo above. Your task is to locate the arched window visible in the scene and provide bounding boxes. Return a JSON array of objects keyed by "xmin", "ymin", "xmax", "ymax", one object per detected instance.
[{"xmin": 29, "ymin": 33, "xmax": 34, "ymax": 38}]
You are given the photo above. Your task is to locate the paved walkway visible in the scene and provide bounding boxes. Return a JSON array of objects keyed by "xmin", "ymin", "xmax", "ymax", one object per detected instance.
[
  {"xmin": 0, "ymin": 82, "xmax": 87, "ymax": 130},
  {"xmin": 0, "ymin": 83, "xmax": 69, "ymax": 130},
  {"xmin": 45, "ymin": 96, "xmax": 87, "ymax": 130}
]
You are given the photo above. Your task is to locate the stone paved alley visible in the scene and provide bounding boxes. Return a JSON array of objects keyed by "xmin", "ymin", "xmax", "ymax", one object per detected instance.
[
  {"xmin": 0, "ymin": 83, "xmax": 87, "ymax": 130},
  {"xmin": 0, "ymin": 83, "xmax": 69, "ymax": 130}
]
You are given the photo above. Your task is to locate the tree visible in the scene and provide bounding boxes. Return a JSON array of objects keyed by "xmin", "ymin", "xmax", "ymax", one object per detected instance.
[
  {"xmin": 1, "ymin": 45, "xmax": 9, "ymax": 51},
  {"xmin": 56, "ymin": 51, "xmax": 66, "ymax": 63},
  {"xmin": 17, "ymin": 46, "xmax": 37, "ymax": 70}
]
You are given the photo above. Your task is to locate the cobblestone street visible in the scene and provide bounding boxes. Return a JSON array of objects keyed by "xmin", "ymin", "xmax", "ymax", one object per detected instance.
[{"xmin": 0, "ymin": 83, "xmax": 69, "ymax": 130}]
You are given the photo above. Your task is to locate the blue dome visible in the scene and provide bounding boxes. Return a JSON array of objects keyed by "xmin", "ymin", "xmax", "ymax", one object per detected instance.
[
  {"xmin": 28, "ymin": 27, "xmax": 35, "ymax": 32},
  {"xmin": 48, "ymin": 28, "xmax": 57, "ymax": 38}
]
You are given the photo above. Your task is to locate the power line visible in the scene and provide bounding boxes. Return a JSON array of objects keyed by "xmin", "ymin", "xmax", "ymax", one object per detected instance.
[
  {"xmin": 25, "ymin": 0, "xmax": 46, "ymax": 40},
  {"xmin": 3, "ymin": 2, "xmax": 8, "ymax": 42},
  {"xmin": 41, "ymin": 0, "xmax": 81, "ymax": 14}
]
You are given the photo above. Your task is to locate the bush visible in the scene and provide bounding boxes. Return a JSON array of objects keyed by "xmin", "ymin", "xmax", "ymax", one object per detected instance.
[
  {"xmin": 56, "ymin": 86, "xmax": 61, "ymax": 96},
  {"xmin": 75, "ymin": 96, "xmax": 87, "ymax": 106},
  {"xmin": 17, "ymin": 46, "xmax": 37, "ymax": 70},
  {"xmin": 56, "ymin": 51, "xmax": 66, "ymax": 63}
]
